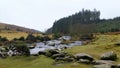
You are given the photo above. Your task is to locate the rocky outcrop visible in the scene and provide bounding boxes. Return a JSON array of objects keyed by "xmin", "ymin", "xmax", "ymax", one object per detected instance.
[
  {"xmin": 93, "ymin": 51, "xmax": 118, "ymax": 68},
  {"xmin": 93, "ymin": 60, "xmax": 117, "ymax": 68},
  {"xmin": 45, "ymin": 49, "xmax": 60, "ymax": 57},
  {"xmin": 75, "ymin": 53, "xmax": 94, "ymax": 61},
  {"xmin": 45, "ymin": 49, "xmax": 75, "ymax": 63},
  {"xmin": 55, "ymin": 57, "xmax": 74, "ymax": 62},
  {"xmin": 100, "ymin": 51, "xmax": 117, "ymax": 61},
  {"xmin": 52, "ymin": 53, "xmax": 66, "ymax": 59},
  {"xmin": 74, "ymin": 53, "xmax": 94, "ymax": 64}
]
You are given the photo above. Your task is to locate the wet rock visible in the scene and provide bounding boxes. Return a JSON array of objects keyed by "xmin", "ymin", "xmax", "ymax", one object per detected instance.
[
  {"xmin": 64, "ymin": 56, "xmax": 74, "ymax": 62},
  {"xmin": 74, "ymin": 53, "xmax": 94, "ymax": 61},
  {"xmin": 53, "ymin": 53, "xmax": 74, "ymax": 62},
  {"xmin": 55, "ymin": 57, "xmax": 74, "ymax": 62},
  {"xmin": 78, "ymin": 59, "xmax": 91, "ymax": 64},
  {"xmin": 38, "ymin": 51, "xmax": 46, "ymax": 55},
  {"xmin": 45, "ymin": 49, "xmax": 60, "ymax": 57},
  {"xmin": 92, "ymin": 60, "xmax": 114, "ymax": 65},
  {"xmin": 101, "ymin": 51, "xmax": 117, "ymax": 61},
  {"xmin": 55, "ymin": 57, "xmax": 65, "ymax": 61},
  {"xmin": 7, "ymin": 50, "xmax": 14, "ymax": 56},
  {"xmin": 52, "ymin": 53, "xmax": 66, "ymax": 59},
  {"xmin": 30, "ymin": 48, "xmax": 46, "ymax": 55}
]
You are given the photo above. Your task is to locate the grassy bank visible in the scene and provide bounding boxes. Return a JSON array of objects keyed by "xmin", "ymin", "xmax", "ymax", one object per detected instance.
[
  {"xmin": 64, "ymin": 34, "xmax": 120, "ymax": 63},
  {"xmin": 0, "ymin": 56, "xmax": 91, "ymax": 68}
]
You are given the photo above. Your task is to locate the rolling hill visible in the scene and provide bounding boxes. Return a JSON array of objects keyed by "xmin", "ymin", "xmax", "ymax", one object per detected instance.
[
  {"xmin": 0, "ymin": 22, "xmax": 41, "ymax": 33},
  {"xmin": 0, "ymin": 22, "xmax": 42, "ymax": 40}
]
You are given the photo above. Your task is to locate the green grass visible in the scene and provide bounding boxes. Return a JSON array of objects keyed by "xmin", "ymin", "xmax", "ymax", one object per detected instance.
[
  {"xmin": 0, "ymin": 56, "xmax": 91, "ymax": 68},
  {"xmin": 64, "ymin": 34, "xmax": 120, "ymax": 63},
  {"xmin": 1, "ymin": 34, "xmax": 120, "ymax": 68}
]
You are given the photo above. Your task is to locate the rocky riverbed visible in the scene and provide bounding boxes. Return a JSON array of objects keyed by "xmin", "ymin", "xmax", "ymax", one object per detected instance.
[{"xmin": 29, "ymin": 40, "xmax": 82, "ymax": 55}]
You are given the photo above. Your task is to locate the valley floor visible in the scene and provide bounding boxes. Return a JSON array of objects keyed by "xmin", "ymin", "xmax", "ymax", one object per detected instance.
[{"xmin": 1, "ymin": 34, "xmax": 120, "ymax": 68}]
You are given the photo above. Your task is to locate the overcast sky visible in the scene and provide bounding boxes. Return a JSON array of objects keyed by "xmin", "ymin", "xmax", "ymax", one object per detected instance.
[{"xmin": 0, "ymin": 0, "xmax": 120, "ymax": 32}]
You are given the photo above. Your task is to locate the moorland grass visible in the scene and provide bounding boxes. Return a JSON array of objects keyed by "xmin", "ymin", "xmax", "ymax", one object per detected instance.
[
  {"xmin": 0, "ymin": 32, "xmax": 42, "ymax": 40},
  {"xmin": 64, "ymin": 34, "xmax": 120, "ymax": 63},
  {"xmin": 0, "ymin": 55, "xmax": 91, "ymax": 68}
]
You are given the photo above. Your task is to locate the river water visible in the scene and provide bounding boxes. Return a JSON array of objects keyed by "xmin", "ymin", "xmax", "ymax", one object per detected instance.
[{"xmin": 30, "ymin": 40, "xmax": 82, "ymax": 55}]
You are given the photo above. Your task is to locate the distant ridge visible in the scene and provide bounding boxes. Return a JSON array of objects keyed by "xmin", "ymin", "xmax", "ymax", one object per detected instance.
[{"xmin": 0, "ymin": 22, "xmax": 41, "ymax": 33}]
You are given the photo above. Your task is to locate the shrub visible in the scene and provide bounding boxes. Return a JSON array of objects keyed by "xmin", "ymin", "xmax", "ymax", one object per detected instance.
[
  {"xmin": 0, "ymin": 37, "xmax": 8, "ymax": 42},
  {"xmin": 43, "ymin": 36, "xmax": 51, "ymax": 41},
  {"xmin": 35, "ymin": 36, "xmax": 51, "ymax": 42},
  {"xmin": 53, "ymin": 33, "xmax": 62, "ymax": 39},
  {"xmin": 13, "ymin": 38, "xmax": 18, "ymax": 41},
  {"xmin": 80, "ymin": 34, "xmax": 95, "ymax": 41},
  {"xmin": 26, "ymin": 34, "xmax": 37, "ymax": 42},
  {"xmin": 18, "ymin": 36, "xmax": 25, "ymax": 41},
  {"xmin": 15, "ymin": 44, "xmax": 30, "ymax": 56}
]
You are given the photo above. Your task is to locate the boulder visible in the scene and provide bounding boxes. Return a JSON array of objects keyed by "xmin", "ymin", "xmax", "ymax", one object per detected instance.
[
  {"xmin": 45, "ymin": 49, "xmax": 60, "ymax": 57},
  {"xmin": 55, "ymin": 57, "xmax": 74, "ymax": 62},
  {"xmin": 74, "ymin": 53, "xmax": 94, "ymax": 61},
  {"xmin": 93, "ymin": 64, "xmax": 113, "ymax": 68},
  {"xmin": 93, "ymin": 60, "xmax": 118, "ymax": 68},
  {"xmin": 92, "ymin": 60, "xmax": 114, "ymax": 65},
  {"xmin": 116, "ymin": 64, "xmax": 120, "ymax": 68},
  {"xmin": 7, "ymin": 50, "xmax": 14, "ymax": 56},
  {"xmin": 52, "ymin": 53, "xmax": 66, "ymax": 59},
  {"xmin": 64, "ymin": 56, "xmax": 74, "ymax": 62},
  {"xmin": 53, "ymin": 53, "xmax": 74, "ymax": 62},
  {"xmin": 101, "ymin": 51, "xmax": 117, "ymax": 61},
  {"xmin": 0, "ymin": 53, "xmax": 3, "ymax": 58},
  {"xmin": 78, "ymin": 59, "xmax": 91, "ymax": 64},
  {"xmin": 0, "ymin": 52, "xmax": 6, "ymax": 59},
  {"xmin": 55, "ymin": 57, "xmax": 65, "ymax": 61},
  {"xmin": 38, "ymin": 51, "xmax": 46, "ymax": 55}
]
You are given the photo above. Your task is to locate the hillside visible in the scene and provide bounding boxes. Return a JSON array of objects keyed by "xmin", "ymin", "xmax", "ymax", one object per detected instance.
[
  {"xmin": 0, "ymin": 22, "xmax": 41, "ymax": 33},
  {"xmin": 0, "ymin": 22, "xmax": 42, "ymax": 40},
  {"xmin": 46, "ymin": 9, "xmax": 120, "ymax": 35}
]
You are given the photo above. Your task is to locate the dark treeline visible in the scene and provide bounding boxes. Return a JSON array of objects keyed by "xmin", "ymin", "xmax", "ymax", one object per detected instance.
[{"xmin": 46, "ymin": 9, "xmax": 120, "ymax": 35}]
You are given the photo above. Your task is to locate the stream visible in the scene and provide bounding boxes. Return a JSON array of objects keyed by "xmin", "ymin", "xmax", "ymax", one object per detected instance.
[{"xmin": 30, "ymin": 40, "xmax": 82, "ymax": 55}]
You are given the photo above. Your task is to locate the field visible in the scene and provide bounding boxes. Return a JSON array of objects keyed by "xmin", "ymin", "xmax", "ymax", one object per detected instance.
[
  {"xmin": 1, "ymin": 34, "xmax": 120, "ymax": 68},
  {"xmin": 0, "ymin": 56, "xmax": 90, "ymax": 68},
  {"xmin": 0, "ymin": 31, "xmax": 43, "ymax": 40}
]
